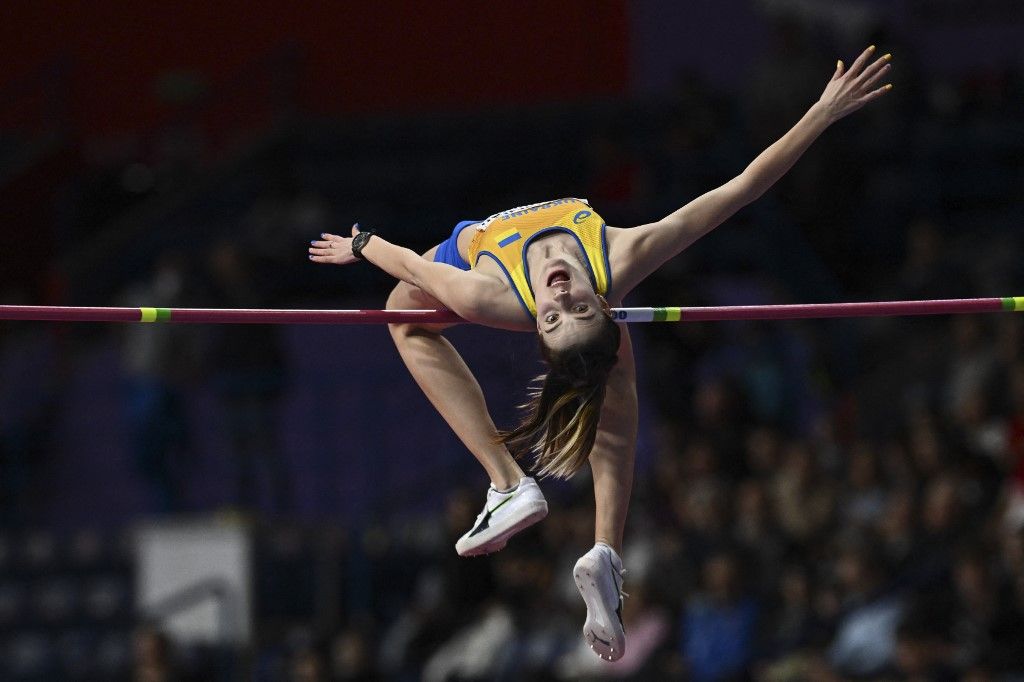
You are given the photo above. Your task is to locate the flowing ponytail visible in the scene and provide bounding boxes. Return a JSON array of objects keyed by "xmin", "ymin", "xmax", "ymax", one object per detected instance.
[{"xmin": 498, "ymin": 316, "xmax": 621, "ymax": 479}]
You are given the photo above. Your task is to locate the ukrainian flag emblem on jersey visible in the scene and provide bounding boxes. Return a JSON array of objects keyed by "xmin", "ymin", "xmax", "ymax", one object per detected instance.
[{"xmin": 496, "ymin": 229, "xmax": 521, "ymax": 248}]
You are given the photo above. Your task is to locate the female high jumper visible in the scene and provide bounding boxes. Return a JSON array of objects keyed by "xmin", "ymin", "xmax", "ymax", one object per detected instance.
[{"xmin": 309, "ymin": 46, "xmax": 892, "ymax": 661}]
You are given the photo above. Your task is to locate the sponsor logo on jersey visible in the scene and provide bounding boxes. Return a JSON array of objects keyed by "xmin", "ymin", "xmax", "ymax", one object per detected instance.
[{"xmin": 573, "ymin": 210, "xmax": 591, "ymax": 224}]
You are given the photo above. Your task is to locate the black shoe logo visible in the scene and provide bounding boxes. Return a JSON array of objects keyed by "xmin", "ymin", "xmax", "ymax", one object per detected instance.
[
  {"xmin": 589, "ymin": 630, "xmax": 611, "ymax": 647},
  {"xmin": 468, "ymin": 495, "xmax": 514, "ymax": 537},
  {"xmin": 468, "ymin": 510, "xmax": 491, "ymax": 537},
  {"xmin": 608, "ymin": 555, "xmax": 625, "ymax": 633}
]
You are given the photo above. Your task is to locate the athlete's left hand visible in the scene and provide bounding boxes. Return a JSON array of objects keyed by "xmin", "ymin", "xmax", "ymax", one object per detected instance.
[
  {"xmin": 817, "ymin": 45, "xmax": 893, "ymax": 123},
  {"xmin": 308, "ymin": 225, "xmax": 361, "ymax": 265}
]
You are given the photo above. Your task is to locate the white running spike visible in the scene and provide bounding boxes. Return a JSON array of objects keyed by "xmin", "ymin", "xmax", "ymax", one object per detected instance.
[{"xmin": 574, "ymin": 544, "xmax": 626, "ymax": 662}]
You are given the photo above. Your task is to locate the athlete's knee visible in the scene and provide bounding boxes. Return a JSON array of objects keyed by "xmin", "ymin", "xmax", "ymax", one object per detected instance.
[
  {"xmin": 386, "ymin": 283, "xmax": 405, "ymax": 309},
  {"xmin": 386, "ymin": 287, "xmax": 411, "ymax": 332},
  {"xmin": 386, "ymin": 298, "xmax": 422, "ymax": 344},
  {"xmin": 387, "ymin": 284, "xmax": 443, "ymax": 341}
]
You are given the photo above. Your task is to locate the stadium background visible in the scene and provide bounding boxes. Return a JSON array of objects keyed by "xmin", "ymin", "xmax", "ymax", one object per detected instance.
[{"xmin": 1, "ymin": 1, "xmax": 1023, "ymax": 679}]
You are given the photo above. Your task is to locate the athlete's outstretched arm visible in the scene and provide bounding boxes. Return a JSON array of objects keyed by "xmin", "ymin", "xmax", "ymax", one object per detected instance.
[{"xmin": 611, "ymin": 45, "xmax": 893, "ymax": 293}]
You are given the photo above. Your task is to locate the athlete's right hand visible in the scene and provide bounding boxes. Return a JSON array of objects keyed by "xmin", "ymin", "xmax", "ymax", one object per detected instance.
[
  {"xmin": 308, "ymin": 225, "xmax": 361, "ymax": 265},
  {"xmin": 816, "ymin": 45, "xmax": 893, "ymax": 124}
]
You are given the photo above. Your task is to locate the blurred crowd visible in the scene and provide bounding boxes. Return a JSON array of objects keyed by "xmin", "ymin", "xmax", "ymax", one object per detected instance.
[{"xmin": 2, "ymin": 13, "xmax": 1024, "ymax": 682}]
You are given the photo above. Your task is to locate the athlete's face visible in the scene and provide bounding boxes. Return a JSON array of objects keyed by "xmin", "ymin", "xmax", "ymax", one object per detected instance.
[{"xmin": 534, "ymin": 258, "xmax": 612, "ymax": 351}]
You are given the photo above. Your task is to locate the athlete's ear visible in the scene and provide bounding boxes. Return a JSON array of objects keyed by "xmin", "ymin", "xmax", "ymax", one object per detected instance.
[{"xmin": 597, "ymin": 295, "xmax": 612, "ymax": 317}]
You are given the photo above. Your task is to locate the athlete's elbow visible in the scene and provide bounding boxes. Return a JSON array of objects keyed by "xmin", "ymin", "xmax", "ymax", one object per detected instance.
[
  {"xmin": 732, "ymin": 172, "xmax": 762, "ymax": 204},
  {"xmin": 406, "ymin": 262, "xmax": 435, "ymax": 292}
]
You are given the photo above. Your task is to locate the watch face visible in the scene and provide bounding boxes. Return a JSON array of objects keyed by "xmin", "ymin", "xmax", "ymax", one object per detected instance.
[{"xmin": 353, "ymin": 231, "xmax": 372, "ymax": 257}]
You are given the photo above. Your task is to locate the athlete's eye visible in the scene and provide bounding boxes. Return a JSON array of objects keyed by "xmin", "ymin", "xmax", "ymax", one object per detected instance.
[
  {"xmin": 545, "ymin": 313, "xmax": 558, "ymax": 324},
  {"xmin": 573, "ymin": 304, "xmax": 588, "ymax": 313}
]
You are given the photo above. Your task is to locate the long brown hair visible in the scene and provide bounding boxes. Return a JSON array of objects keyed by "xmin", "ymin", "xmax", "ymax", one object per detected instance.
[{"xmin": 498, "ymin": 315, "xmax": 621, "ymax": 479}]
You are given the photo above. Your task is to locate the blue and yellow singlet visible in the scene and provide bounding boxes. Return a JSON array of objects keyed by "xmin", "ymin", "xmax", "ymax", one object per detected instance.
[{"xmin": 468, "ymin": 198, "xmax": 612, "ymax": 319}]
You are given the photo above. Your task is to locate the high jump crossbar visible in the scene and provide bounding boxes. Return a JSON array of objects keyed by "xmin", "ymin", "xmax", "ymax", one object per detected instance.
[{"xmin": 1, "ymin": 297, "xmax": 1022, "ymax": 325}]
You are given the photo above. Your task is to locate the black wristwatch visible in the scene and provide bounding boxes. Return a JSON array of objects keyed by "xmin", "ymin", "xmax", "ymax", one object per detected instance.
[{"xmin": 351, "ymin": 230, "xmax": 375, "ymax": 259}]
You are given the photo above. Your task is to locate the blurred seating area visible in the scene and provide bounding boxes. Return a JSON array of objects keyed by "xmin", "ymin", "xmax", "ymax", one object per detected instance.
[{"xmin": 0, "ymin": 529, "xmax": 133, "ymax": 679}]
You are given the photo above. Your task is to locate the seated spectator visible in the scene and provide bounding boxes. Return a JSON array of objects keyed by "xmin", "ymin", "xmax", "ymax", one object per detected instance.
[
  {"xmin": 950, "ymin": 547, "xmax": 1024, "ymax": 674},
  {"xmin": 827, "ymin": 539, "xmax": 904, "ymax": 677},
  {"xmin": 757, "ymin": 563, "xmax": 825, "ymax": 663},
  {"xmin": 839, "ymin": 443, "xmax": 887, "ymax": 528},
  {"xmin": 771, "ymin": 441, "xmax": 836, "ymax": 546},
  {"xmin": 874, "ymin": 487, "xmax": 919, "ymax": 571},
  {"xmin": 732, "ymin": 479, "xmax": 786, "ymax": 592},
  {"xmin": 681, "ymin": 551, "xmax": 759, "ymax": 681}
]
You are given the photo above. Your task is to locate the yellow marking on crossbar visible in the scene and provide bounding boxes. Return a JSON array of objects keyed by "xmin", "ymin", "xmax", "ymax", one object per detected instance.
[{"xmin": 140, "ymin": 307, "xmax": 158, "ymax": 323}]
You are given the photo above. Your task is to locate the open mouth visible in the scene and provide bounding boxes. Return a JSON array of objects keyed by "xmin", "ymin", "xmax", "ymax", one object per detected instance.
[{"xmin": 547, "ymin": 269, "xmax": 570, "ymax": 287}]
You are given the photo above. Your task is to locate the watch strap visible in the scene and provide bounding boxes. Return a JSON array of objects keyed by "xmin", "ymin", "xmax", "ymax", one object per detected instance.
[{"xmin": 351, "ymin": 230, "xmax": 375, "ymax": 259}]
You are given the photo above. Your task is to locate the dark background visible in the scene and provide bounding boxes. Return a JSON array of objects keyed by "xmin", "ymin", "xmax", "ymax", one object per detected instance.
[{"xmin": 1, "ymin": 1, "xmax": 1023, "ymax": 680}]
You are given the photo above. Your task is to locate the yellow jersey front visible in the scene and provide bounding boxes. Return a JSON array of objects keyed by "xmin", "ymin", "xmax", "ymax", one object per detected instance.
[{"xmin": 468, "ymin": 198, "xmax": 611, "ymax": 319}]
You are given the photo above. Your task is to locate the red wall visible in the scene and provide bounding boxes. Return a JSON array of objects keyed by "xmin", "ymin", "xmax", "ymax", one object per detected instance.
[{"xmin": 3, "ymin": 1, "xmax": 629, "ymax": 135}]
